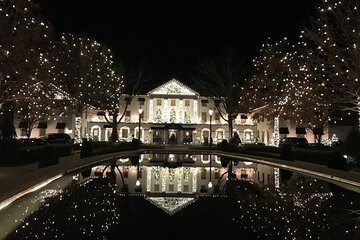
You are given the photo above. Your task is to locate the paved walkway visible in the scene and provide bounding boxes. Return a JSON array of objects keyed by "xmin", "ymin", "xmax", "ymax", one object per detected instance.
[
  {"xmin": 0, "ymin": 146, "xmax": 359, "ymax": 205},
  {"xmin": 0, "ymin": 150, "xmax": 142, "ymax": 205}
]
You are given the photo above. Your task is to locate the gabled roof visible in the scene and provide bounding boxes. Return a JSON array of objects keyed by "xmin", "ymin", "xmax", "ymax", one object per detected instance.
[{"xmin": 148, "ymin": 78, "xmax": 199, "ymax": 96}]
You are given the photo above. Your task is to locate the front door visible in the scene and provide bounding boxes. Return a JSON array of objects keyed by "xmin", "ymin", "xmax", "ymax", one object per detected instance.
[{"xmin": 168, "ymin": 130, "xmax": 177, "ymax": 144}]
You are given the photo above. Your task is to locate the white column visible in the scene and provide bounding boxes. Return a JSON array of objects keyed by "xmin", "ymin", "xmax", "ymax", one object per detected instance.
[
  {"xmin": 164, "ymin": 99, "xmax": 168, "ymax": 122},
  {"xmin": 177, "ymin": 168, "xmax": 183, "ymax": 192},
  {"xmin": 146, "ymin": 167, "xmax": 152, "ymax": 192},
  {"xmin": 274, "ymin": 116, "xmax": 279, "ymax": 147},
  {"xmin": 178, "ymin": 99, "xmax": 183, "ymax": 123},
  {"xmin": 149, "ymin": 99, "xmax": 154, "ymax": 123},
  {"xmin": 193, "ymin": 100, "xmax": 198, "ymax": 123},
  {"xmin": 74, "ymin": 116, "xmax": 81, "ymax": 143},
  {"xmin": 192, "ymin": 168, "xmax": 197, "ymax": 192},
  {"xmin": 161, "ymin": 167, "xmax": 167, "ymax": 192}
]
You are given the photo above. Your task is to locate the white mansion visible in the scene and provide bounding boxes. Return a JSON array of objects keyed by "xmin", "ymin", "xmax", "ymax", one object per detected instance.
[
  {"xmin": 16, "ymin": 79, "xmax": 333, "ymax": 145},
  {"xmin": 86, "ymin": 79, "xmax": 258, "ymax": 145}
]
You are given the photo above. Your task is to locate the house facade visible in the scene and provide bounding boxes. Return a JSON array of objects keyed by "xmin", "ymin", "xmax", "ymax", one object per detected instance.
[
  {"xmin": 15, "ymin": 78, "xmax": 342, "ymax": 145},
  {"xmin": 86, "ymin": 79, "xmax": 258, "ymax": 144}
]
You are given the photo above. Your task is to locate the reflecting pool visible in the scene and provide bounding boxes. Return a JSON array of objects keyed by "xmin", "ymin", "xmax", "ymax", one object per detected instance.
[{"xmin": 1, "ymin": 153, "xmax": 359, "ymax": 239}]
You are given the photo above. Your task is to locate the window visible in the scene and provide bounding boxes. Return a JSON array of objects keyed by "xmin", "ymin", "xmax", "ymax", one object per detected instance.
[
  {"xmin": 121, "ymin": 128, "xmax": 129, "ymax": 138},
  {"xmin": 296, "ymin": 127, "xmax": 307, "ymax": 134},
  {"xmin": 201, "ymin": 168, "xmax": 206, "ymax": 179},
  {"xmin": 240, "ymin": 113, "xmax": 247, "ymax": 123},
  {"xmin": 216, "ymin": 131, "xmax": 223, "ymax": 139},
  {"xmin": 240, "ymin": 113, "xmax": 247, "ymax": 119},
  {"xmin": 93, "ymin": 128, "xmax": 99, "ymax": 137},
  {"xmin": 125, "ymin": 111, "xmax": 131, "ymax": 122},
  {"xmin": 201, "ymin": 99, "xmax": 208, "ymax": 107},
  {"xmin": 171, "ymin": 99, "xmax": 176, "ymax": 106},
  {"xmin": 38, "ymin": 122, "xmax": 47, "ymax": 136},
  {"xmin": 279, "ymin": 127, "xmax": 289, "ymax": 134},
  {"xmin": 156, "ymin": 99, "xmax": 162, "ymax": 106},
  {"xmin": 138, "ymin": 97, "xmax": 145, "ymax": 105},
  {"xmin": 185, "ymin": 100, "xmax": 190, "ymax": 106},
  {"xmin": 243, "ymin": 129, "xmax": 253, "ymax": 142},
  {"xmin": 39, "ymin": 128, "xmax": 46, "ymax": 136},
  {"xmin": 215, "ymin": 113, "xmax": 220, "ymax": 121},
  {"xmin": 201, "ymin": 112, "xmax": 207, "ymax": 122}
]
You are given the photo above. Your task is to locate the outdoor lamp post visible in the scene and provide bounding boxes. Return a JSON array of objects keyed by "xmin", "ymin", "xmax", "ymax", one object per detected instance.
[
  {"xmin": 208, "ymin": 109, "xmax": 213, "ymax": 147},
  {"xmin": 138, "ymin": 108, "xmax": 143, "ymax": 140},
  {"xmin": 135, "ymin": 162, "xmax": 141, "ymax": 187},
  {"xmin": 208, "ymin": 154, "xmax": 213, "ymax": 188}
]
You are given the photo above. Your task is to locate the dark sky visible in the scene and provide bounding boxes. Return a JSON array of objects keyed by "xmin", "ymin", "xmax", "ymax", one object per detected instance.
[{"xmin": 38, "ymin": 0, "xmax": 315, "ymax": 90}]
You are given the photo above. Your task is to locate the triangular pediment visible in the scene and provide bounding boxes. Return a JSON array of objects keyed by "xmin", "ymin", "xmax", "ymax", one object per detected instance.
[
  {"xmin": 145, "ymin": 196, "xmax": 196, "ymax": 215},
  {"xmin": 148, "ymin": 79, "xmax": 198, "ymax": 96}
]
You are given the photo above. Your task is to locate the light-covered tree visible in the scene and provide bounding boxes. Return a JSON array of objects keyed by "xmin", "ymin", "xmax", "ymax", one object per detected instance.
[
  {"xmin": 0, "ymin": 0, "xmax": 60, "ymax": 139},
  {"xmin": 97, "ymin": 63, "xmax": 149, "ymax": 142},
  {"xmin": 54, "ymin": 35, "xmax": 150, "ymax": 142},
  {"xmin": 192, "ymin": 48, "xmax": 250, "ymax": 139},
  {"xmin": 54, "ymin": 33, "xmax": 125, "ymax": 142},
  {"xmin": 302, "ymin": 0, "xmax": 360, "ymax": 125},
  {"xmin": 246, "ymin": 37, "xmax": 333, "ymax": 143}
]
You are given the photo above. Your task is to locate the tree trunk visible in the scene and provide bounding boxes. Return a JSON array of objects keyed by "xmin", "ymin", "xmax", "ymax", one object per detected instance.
[
  {"xmin": 110, "ymin": 111, "xmax": 119, "ymax": 142},
  {"xmin": 0, "ymin": 101, "xmax": 16, "ymax": 140},
  {"xmin": 228, "ymin": 116, "xmax": 234, "ymax": 140},
  {"xmin": 316, "ymin": 134, "xmax": 322, "ymax": 144}
]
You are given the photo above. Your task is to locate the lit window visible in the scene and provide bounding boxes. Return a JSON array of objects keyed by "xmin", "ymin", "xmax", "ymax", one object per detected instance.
[{"xmin": 201, "ymin": 112, "xmax": 207, "ymax": 122}]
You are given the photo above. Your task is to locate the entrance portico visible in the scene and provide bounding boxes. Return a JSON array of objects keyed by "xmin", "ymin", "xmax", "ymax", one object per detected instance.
[{"xmin": 151, "ymin": 123, "xmax": 195, "ymax": 144}]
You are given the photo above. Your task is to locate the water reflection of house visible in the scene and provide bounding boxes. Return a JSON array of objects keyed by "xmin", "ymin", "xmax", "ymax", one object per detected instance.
[{"xmin": 79, "ymin": 154, "xmax": 281, "ymax": 194}]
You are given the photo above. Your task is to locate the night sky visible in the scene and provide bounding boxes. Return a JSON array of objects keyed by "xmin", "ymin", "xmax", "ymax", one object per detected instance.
[{"xmin": 38, "ymin": 0, "xmax": 315, "ymax": 90}]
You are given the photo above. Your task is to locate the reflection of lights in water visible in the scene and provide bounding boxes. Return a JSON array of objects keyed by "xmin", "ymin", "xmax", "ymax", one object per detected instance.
[
  {"xmin": 215, "ymin": 156, "xmax": 221, "ymax": 165},
  {"xmin": 135, "ymin": 179, "xmax": 141, "ymax": 187},
  {"xmin": 293, "ymin": 193, "xmax": 333, "ymax": 208},
  {"xmin": 168, "ymin": 154, "xmax": 176, "ymax": 162},
  {"xmin": 146, "ymin": 197, "xmax": 197, "ymax": 215},
  {"xmin": 119, "ymin": 158, "xmax": 129, "ymax": 163},
  {"xmin": 201, "ymin": 155, "xmax": 210, "ymax": 164},
  {"xmin": 4, "ymin": 159, "xmax": 360, "ymax": 240},
  {"xmin": 35, "ymin": 189, "xmax": 63, "ymax": 203}
]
